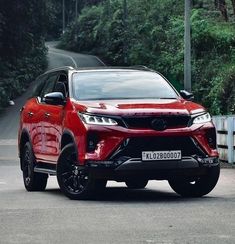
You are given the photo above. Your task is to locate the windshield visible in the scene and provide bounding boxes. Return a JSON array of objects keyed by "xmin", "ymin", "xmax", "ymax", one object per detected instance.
[{"xmin": 72, "ymin": 71, "xmax": 178, "ymax": 100}]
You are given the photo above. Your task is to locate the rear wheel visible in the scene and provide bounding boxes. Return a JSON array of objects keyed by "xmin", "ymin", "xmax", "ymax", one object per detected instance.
[
  {"xmin": 168, "ymin": 165, "xmax": 220, "ymax": 197},
  {"xmin": 57, "ymin": 144, "xmax": 106, "ymax": 200},
  {"xmin": 125, "ymin": 179, "xmax": 148, "ymax": 189},
  {"xmin": 22, "ymin": 142, "xmax": 48, "ymax": 191}
]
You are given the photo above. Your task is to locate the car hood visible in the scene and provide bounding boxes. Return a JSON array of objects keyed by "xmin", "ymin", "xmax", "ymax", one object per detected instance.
[{"xmin": 72, "ymin": 99, "xmax": 205, "ymax": 117}]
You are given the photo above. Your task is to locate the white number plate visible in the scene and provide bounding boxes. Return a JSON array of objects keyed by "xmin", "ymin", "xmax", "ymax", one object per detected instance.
[{"xmin": 142, "ymin": 150, "xmax": 181, "ymax": 161}]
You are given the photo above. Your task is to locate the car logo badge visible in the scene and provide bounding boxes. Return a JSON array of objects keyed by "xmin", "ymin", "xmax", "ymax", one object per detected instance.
[{"xmin": 151, "ymin": 118, "xmax": 167, "ymax": 131}]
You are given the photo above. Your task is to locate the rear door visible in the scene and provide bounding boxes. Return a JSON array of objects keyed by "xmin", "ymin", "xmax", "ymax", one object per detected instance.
[
  {"xmin": 22, "ymin": 74, "xmax": 48, "ymax": 159},
  {"xmin": 30, "ymin": 75, "xmax": 48, "ymax": 158}
]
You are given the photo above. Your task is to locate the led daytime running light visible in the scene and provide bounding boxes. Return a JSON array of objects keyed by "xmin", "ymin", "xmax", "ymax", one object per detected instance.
[
  {"xmin": 79, "ymin": 113, "xmax": 118, "ymax": 126},
  {"xmin": 193, "ymin": 112, "xmax": 211, "ymax": 124}
]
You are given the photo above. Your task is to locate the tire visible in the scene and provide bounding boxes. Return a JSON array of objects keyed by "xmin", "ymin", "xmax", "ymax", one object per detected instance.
[
  {"xmin": 57, "ymin": 143, "xmax": 106, "ymax": 200},
  {"xmin": 22, "ymin": 142, "xmax": 48, "ymax": 191},
  {"xmin": 168, "ymin": 165, "xmax": 220, "ymax": 197},
  {"xmin": 125, "ymin": 179, "xmax": 148, "ymax": 189},
  {"xmin": 95, "ymin": 179, "xmax": 107, "ymax": 191}
]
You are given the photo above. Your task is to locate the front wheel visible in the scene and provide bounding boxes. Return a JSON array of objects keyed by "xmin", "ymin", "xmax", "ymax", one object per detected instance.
[
  {"xmin": 168, "ymin": 165, "xmax": 220, "ymax": 197},
  {"xmin": 125, "ymin": 179, "xmax": 148, "ymax": 189},
  {"xmin": 57, "ymin": 144, "xmax": 106, "ymax": 200}
]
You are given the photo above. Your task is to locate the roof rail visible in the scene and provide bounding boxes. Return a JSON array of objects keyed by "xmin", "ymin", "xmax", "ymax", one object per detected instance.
[
  {"xmin": 129, "ymin": 65, "xmax": 155, "ymax": 72},
  {"xmin": 44, "ymin": 66, "xmax": 75, "ymax": 74}
]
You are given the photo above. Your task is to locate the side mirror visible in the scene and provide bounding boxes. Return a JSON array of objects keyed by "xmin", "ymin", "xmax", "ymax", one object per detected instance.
[
  {"xmin": 43, "ymin": 92, "xmax": 66, "ymax": 105},
  {"xmin": 179, "ymin": 90, "xmax": 194, "ymax": 101}
]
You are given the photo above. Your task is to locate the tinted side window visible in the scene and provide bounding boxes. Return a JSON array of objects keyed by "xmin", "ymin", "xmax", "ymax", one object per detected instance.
[
  {"xmin": 40, "ymin": 73, "xmax": 58, "ymax": 100},
  {"xmin": 32, "ymin": 75, "xmax": 48, "ymax": 98},
  {"xmin": 54, "ymin": 73, "xmax": 69, "ymax": 96}
]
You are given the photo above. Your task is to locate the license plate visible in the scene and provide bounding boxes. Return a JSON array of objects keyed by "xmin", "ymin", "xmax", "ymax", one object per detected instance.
[{"xmin": 142, "ymin": 150, "xmax": 181, "ymax": 161}]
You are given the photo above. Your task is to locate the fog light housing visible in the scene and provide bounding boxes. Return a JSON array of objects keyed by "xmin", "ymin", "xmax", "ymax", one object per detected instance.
[
  {"xmin": 205, "ymin": 128, "xmax": 217, "ymax": 149},
  {"xmin": 87, "ymin": 133, "xmax": 99, "ymax": 152}
]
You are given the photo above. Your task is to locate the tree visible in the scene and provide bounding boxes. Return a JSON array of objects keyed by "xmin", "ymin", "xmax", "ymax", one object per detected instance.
[
  {"xmin": 0, "ymin": 0, "xmax": 51, "ymax": 107},
  {"xmin": 231, "ymin": 0, "xmax": 235, "ymax": 15},
  {"xmin": 58, "ymin": 0, "xmax": 235, "ymax": 114},
  {"xmin": 214, "ymin": 0, "xmax": 229, "ymax": 21}
]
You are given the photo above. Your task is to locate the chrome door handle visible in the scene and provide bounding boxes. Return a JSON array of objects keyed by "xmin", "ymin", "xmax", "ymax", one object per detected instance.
[
  {"xmin": 20, "ymin": 106, "xmax": 25, "ymax": 113},
  {"xmin": 44, "ymin": 112, "xmax": 50, "ymax": 118},
  {"xmin": 28, "ymin": 112, "xmax": 34, "ymax": 117}
]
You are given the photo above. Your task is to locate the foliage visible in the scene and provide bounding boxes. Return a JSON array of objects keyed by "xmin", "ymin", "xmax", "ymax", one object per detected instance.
[
  {"xmin": 190, "ymin": 9, "xmax": 235, "ymax": 114},
  {"xmin": 58, "ymin": 0, "xmax": 235, "ymax": 114},
  {"xmin": 0, "ymin": 0, "xmax": 50, "ymax": 108}
]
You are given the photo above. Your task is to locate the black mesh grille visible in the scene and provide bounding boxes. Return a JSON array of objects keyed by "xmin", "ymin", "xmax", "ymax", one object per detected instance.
[
  {"xmin": 111, "ymin": 136, "xmax": 205, "ymax": 159},
  {"xmin": 122, "ymin": 116, "xmax": 190, "ymax": 129}
]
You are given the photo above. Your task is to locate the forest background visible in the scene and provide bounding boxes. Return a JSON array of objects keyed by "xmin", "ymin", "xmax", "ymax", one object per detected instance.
[{"xmin": 0, "ymin": 0, "xmax": 234, "ymax": 115}]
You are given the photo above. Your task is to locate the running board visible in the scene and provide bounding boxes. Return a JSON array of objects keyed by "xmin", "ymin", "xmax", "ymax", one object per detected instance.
[{"xmin": 34, "ymin": 163, "xmax": 57, "ymax": 175}]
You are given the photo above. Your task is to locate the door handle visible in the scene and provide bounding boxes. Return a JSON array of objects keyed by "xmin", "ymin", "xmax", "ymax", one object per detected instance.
[
  {"xmin": 44, "ymin": 112, "xmax": 50, "ymax": 118},
  {"xmin": 20, "ymin": 106, "xmax": 25, "ymax": 113},
  {"xmin": 28, "ymin": 112, "xmax": 34, "ymax": 117}
]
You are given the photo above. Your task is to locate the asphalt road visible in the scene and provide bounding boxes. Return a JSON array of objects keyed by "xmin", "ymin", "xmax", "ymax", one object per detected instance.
[{"xmin": 0, "ymin": 45, "xmax": 235, "ymax": 244}]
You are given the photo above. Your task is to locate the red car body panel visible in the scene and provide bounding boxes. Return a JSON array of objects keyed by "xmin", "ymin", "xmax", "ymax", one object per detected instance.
[
  {"xmin": 18, "ymin": 67, "xmax": 219, "ymax": 173},
  {"xmin": 19, "ymin": 96, "xmax": 218, "ymax": 166},
  {"xmin": 18, "ymin": 67, "xmax": 220, "ymax": 199}
]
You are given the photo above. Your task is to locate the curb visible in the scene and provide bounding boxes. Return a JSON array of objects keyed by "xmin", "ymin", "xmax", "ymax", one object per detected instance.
[{"xmin": 220, "ymin": 162, "xmax": 235, "ymax": 169}]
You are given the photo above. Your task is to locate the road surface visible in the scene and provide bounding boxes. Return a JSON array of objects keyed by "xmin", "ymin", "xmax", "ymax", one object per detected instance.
[{"xmin": 0, "ymin": 45, "xmax": 235, "ymax": 244}]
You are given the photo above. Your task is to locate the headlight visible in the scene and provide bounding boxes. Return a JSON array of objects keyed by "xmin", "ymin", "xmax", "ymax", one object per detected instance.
[
  {"xmin": 193, "ymin": 112, "xmax": 211, "ymax": 124},
  {"xmin": 79, "ymin": 113, "xmax": 118, "ymax": 126}
]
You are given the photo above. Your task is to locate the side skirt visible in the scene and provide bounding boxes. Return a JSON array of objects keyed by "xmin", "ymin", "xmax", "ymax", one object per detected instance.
[{"xmin": 34, "ymin": 162, "xmax": 57, "ymax": 175}]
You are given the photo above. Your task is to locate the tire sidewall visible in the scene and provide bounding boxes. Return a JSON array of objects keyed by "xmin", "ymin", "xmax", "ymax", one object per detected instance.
[
  {"xmin": 57, "ymin": 143, "xmax": 95, "ymax": 200},
  {"xmin": 22, "ymin": 142, "xmax": 35, "ymax": 190},
  {"xmin": 169, "ymin": 164, "xmax": 220, "ymax": 197}
]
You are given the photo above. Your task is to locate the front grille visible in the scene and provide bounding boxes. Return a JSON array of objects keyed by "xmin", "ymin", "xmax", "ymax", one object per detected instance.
[
  {"xmin": 111, "ymin": 136, "xmax": 205, "ymax": 159},
  {"xmin": 122, "ymin": 116, "xmax": 190, "ymax": 129}
]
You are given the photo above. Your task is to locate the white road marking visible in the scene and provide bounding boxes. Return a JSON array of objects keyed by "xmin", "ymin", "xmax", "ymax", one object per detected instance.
[
  {"xmin": 0, "ymin": 139, "xmax": 17, "ymax": 146},
  {"xmin": 48, "ymin": 50, "xmax": 78, "ymax": 68},
  {"xmin": 0, "ymin": 157, "xmax": 17, "ymax": 160},
  {"xmin": 0, "ymin": 181, "xmax": 7, "ymax": 185}
]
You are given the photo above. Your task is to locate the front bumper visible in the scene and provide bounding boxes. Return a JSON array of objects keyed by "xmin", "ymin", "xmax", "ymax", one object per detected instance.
[{"xmin": 85, "ymin": 156, "xmax": 219, "ymax": 181}]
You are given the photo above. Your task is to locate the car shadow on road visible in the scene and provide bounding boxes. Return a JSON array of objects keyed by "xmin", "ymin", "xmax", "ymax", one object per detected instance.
[{"xmin": 44, "ymin": 186, "xmax": 219, "ymax": 203}]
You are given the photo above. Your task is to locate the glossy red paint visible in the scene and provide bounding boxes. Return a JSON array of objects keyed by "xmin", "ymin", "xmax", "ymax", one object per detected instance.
[{"xmin": 19, "ymin": 96, "xmax": 218, "ymax": 165}]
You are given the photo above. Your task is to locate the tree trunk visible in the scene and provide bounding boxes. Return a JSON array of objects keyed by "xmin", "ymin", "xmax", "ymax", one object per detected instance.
[
  {"xmin": 215, "ymin": 0, "xmax": 229, "ymax": 21},
  {"xmin": 214, "ymin": 0, "xmax": 219, "ymax": 8},
  {"xmin": 231, "ymin": 0, "xmax": 235, "ymax": 16}
]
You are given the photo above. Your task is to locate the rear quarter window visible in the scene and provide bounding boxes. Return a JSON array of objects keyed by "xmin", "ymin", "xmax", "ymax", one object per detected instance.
[{"xmin": 32, "ymin": 75, "xmax": 48, "ymax": 98}]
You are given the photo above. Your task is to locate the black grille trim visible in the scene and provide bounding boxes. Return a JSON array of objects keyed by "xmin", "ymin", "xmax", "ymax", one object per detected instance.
[
  {"xmin": 122, "ymin": 116, "xmax": 190, "ymax": 129},
  {"xmin": 110, "ymin": 136, "xmax": 206, "ymax": 160}
]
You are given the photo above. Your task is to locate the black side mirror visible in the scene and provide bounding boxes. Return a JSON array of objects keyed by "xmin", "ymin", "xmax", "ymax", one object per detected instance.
[
  {"xmin": 179, "ymin": 90, "xmax": 194, "ymax": 101},
  {"xmin": 43, "ymin": 92, "xmax": 66, "ymax": 105}
]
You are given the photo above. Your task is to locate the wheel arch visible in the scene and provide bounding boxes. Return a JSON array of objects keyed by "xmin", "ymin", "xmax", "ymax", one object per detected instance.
[
  {"xmin": 60, "ymin": 130, "xmax": 78, "ymax": 156},
  {"xmin": 19, "ymin": 129, "xmax": 31, "ymax": 170}
]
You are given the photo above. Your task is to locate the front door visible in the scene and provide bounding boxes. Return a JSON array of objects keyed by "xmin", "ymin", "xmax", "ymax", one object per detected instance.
[
  {"xmin": 36, "ymin": 73, "xmax": 60, "ymax": 162},
  {"xmin": 39, "ymin": 72, "xmax": 68, "ymax": 163}
]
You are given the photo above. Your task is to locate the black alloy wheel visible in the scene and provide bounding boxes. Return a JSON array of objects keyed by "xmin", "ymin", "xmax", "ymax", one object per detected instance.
[{"xmin": 57, "ymin": 143, "xmax": 106, "ymax": 200}]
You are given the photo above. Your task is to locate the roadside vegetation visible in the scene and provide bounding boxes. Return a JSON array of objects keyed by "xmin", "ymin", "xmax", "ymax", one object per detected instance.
[
  {"xmin": 0, "ymin": 1, "xmax": 50, "ymax": 109},
  {"xmin": 58, "ymin": 0, "xmax": 235, "ymax": 115},
  {"xmin": 0, "ymin": 0, "xmax": 234, "ymax": 115}
]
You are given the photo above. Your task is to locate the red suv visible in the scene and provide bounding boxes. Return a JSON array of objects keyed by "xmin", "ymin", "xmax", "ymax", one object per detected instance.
[{"xmin": 18, "ymin": 66, "xmax": 220, "ymax": 199}]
